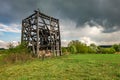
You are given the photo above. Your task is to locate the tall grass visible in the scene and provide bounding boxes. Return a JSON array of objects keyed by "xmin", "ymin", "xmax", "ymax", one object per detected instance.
[{"xmin": 1, "ymin": 43, "xmax": 34, "ymax": 64}]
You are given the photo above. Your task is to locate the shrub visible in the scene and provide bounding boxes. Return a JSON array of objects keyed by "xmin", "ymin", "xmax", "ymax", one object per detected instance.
[
  {"xmin": 99, "ymin": 48, "xmax": 115, "ymax": 54},
  {"xmin": 62, "ymin": 47, "xmax": 70, "ymax": 55},
  {"xmin": 88, "ymin": 47, "xmax": 97, "ymax": 53},
  {"xmin": 89, "ymin": 43, "xmax": 97, "ymax": 53},
  {"xmin": 112, "ymin": 44, "xmax": 120, "ymax": 52},
  {"xmin": 1, "ymin": 42, "xmax": 34, "ymax": 64},
  {"xmin": 69, "ymin": 45, "xmax": 77, "ymax": 54},
  {"xmin": 78, "ymin": 45, "xmax": 88, "ymax": 53},
  {"xmin": 67, "ymin": 40, "xmax": 116, "ymax": 54},
  {"xmin": 62, "ymin": 47, "xmax": 67, "ymax": 53},
  {"xmin": 2, "ymin": 53, "xmax": 33, "ymax": 64},
  {"xmin": 4, "ymin": 42, "xmax": 30, "ymax": 54},
  {"xmin": 68, "ymin": 40, "xmax": 88, "ymax": 53}
]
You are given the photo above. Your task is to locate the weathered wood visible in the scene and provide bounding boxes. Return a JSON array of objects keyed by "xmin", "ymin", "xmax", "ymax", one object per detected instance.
[
  {"xmin": 36, "ymin": 10, "xmax": 40, "ymax": 56},
  {"xmin": 21, "ymin": 9, "xmax": 61, "ymax": 56},
  {"xmin": 57, "ymin": 21, "xmax": 62, "ymax": 56},
  {"xmin": 21, "ymin": 20, "xmax": 24, "ymax": 43}
]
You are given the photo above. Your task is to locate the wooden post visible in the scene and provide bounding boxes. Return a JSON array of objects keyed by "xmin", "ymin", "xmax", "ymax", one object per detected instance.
[
  {"xmin": 21, "ymin": 20, "xmax": 24, "ymax": 43},
  {"xmin": 58, "ymin": 20, "xmax": 62, "ymax": 56},
  {"xmin": 32, "ymin": 42, "xmax": 35, "ymax": 54},
  {"xmin": 36, "ymin": 10, "xmax": 39, "ymax": 56}
]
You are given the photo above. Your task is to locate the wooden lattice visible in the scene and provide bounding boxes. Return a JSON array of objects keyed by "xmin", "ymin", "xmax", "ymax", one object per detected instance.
[{"xmin": 21, "ymin": 10, "xmax": 61, "ymax": 56}]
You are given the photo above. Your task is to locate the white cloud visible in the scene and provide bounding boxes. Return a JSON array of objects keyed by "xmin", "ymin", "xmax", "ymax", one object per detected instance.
[
  {"xmin": 97, "ymin": 30, "xmax": 120, "ymax": 45},
  {"xmin": 0, "ymin": 40, "xmax": 7, "ymax": 49},
  {"xmin": 0, "ymin": 23, "xmax": 21, "ymax": 33},
  {"xmin": 61, "ymin": 39, "xmax": 70, "ymax": 47},
  {"xmin": 60, "ymin": 19, "xmax": 120, "ymax": 46},
  {"xmin": 80, "ymin": 37, "xmax": 97, "ymax": 46},
  {"xmin": 12, "ymin": 41, "xmax": 20, "ymax": 47},
  {"xmin": 0, "ymin": 40, "xmax": 20, "ymax": 49}
]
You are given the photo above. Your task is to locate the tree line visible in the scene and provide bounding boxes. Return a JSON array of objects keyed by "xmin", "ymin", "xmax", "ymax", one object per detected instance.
[{"xmin": 62, "ymin": 40, "xmax": 120, "ymax": 54}]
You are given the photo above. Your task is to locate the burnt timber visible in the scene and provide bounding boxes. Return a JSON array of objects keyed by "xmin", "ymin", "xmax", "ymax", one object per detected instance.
[{"xmin": 21, "ymin": 10, "xmax": 61, "ymax": 56}]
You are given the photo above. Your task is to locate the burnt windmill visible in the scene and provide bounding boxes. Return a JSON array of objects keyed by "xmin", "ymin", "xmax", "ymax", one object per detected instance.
[{"xmin": 21, "ymin": 9, "xmax": 61, "ymax": 56}]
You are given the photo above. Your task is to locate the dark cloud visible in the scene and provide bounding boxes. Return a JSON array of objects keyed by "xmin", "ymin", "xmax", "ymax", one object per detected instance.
[
  {"xmin": 0, "ymin": 0, "xmax": 38, "ymax": 23},
  {"xmin": 53, "ymin": 0, "xmax": 120, "ymax": 33},
  {"xmin": 0, "ymin": 0, "xmax": 120, "ymax": 33}
]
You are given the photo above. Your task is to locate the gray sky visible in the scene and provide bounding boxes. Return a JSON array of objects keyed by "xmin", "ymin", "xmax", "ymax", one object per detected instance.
[{"xmin": 0, "ymin": 0, "xmax": 120, "ymax": 47}]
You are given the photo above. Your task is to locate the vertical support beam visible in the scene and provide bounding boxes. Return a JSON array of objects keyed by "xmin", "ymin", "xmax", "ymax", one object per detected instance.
[
  {"xmin": 58, "ymin": 20, "xmax": 62, "ymax": 56},
  {"xmin": 36, "ymin": 11, "xmax": 39, "ymax": 55},
  {"xmin": 53, "ymin": 34, "xmax": 56, "ymax": 56},
  {"xmin": 21, "ymin": 20, "xmax": 24, "ymax": 43},
  {"xmin": 49, "ymin": 17, "xmax": 53, "ymax": 55},
  {"xmin": 32, "ymin": 42, "xmax": 35, "ymax": 54}
]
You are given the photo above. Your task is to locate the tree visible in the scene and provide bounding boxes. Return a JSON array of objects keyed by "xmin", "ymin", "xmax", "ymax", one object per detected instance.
[
  {"xmin": 7, "ymin": 42, "xmax": 14, "ymax": 49},
  {"xmin": 99, "ymin": 48, "xmax": 115, "ymax": 54},
  {"xmin": 112, "ymin": 44, "xmax": 120, "ymax": 52},
  {"xmin": 90, "ymin": 43, "xmax": 97, "ymax": 48},
  {"xmin": 69, "ymin": 45, "xmax": 77, "ymax": 54},
  {"xmin": 62, "ymin": 47, "xmax": 67, "ymax": 53},
  {"xmin": 68, "ymin": 40, "xmax": 88, "ymax": 53},
  {"xmin": 89, "ymin": 43, "xmax": 97, "ymax": 53}
]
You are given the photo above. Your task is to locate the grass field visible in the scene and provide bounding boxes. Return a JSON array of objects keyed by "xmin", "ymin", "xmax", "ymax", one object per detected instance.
[{"xmin": 0, "ymin": 54, "xmax": 120, "ymax": 80}]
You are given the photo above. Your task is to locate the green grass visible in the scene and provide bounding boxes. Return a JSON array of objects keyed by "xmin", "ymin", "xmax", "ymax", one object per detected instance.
[{"xmin": 0, "ymin": 54, "xmax": 120, "ymax": 80}]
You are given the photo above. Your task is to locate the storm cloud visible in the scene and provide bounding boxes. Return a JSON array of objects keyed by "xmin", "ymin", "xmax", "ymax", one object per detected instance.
[
  {"xmin": 0, "ymin": 0, "xmax": 120, "ymax": 33},
  {"xmin": 53, "ymin": 0, "xmax": 120, "ymax": 33}
]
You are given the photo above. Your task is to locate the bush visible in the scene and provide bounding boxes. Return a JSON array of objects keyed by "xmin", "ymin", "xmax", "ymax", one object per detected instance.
[
  {"xmin": 1, "ymin": 42, "xmax": 34, "ymax": 64},
  {"xmin": 69, "ymin": 45, "xmax": 77, "ymax": 54},
  {"xmin": 99, "ymin": 48, "xmax": 115, "ymax": 54},
  {"xmin": 62, "ymin": 47, "xmax": 67, "ymax": 53},
  {"xmin": 68, "ymin": 40, "xmax": 89, "ymax": 53},
  {"xmin": 2, "ymin": 53, "xmax": 33, "ymax": 64},
  {"xmin": 62, "ymin": 47, "xmax": 70, "ymax": 55},
  {"xmin": 112, "ymin": 44, "xmax": 120, "ymax": 52},
  {"xmin": 3, "ymin": 42, "xmax": 30, "ymax": 54},
  {"xmin": 67, "ymin": 40, "xmax": 116, "ymax": 54},
  {"xmin": 68, "ymin": 40, "xmax": 97, "ymax": 54},
  {"xmin": 88, "ymin": 47, "xmax": 97, "ymax": 53},
  {"xmin": 78, "ymin": 45, "xmax": 88, "ymax": 53}
]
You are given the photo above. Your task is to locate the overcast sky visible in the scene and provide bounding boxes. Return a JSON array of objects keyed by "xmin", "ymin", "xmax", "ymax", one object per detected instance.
[{"xmin": 0, "ymin": 0, "xmax": 120, "ymax": 48}]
